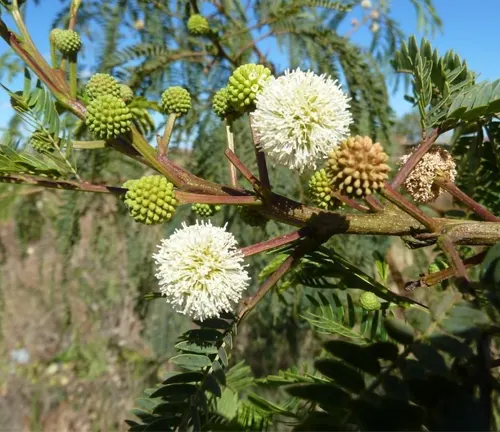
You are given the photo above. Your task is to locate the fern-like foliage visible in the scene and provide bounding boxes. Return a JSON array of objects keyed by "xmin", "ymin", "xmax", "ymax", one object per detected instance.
[
  {"xmin": 256, "ymin": 283, "xmax": 495, "ymax": 431},
  {"xmin": 126, "ymin": 313, "xmax": 240, "ymax": 431},
  {"xmin": 392, "ymin": 36, "xmax": 476, "ymax": 130}
]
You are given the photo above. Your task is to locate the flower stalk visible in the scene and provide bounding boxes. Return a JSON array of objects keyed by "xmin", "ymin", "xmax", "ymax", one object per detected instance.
[
  {"xmin": 434, "ymin": 176, "xmax": 500, "ymax": 222},
  {"xmin": 225, "ymin": 120, "xmax": 238, "ymax": 188}
]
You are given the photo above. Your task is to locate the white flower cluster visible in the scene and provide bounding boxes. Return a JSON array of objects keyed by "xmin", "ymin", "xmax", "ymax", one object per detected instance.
[
  {"xmin": 153, "ymin": 221, "xmax": 249, "ymax": 321},
  {"xmin": 251, "ymin": 68, "xmax": 352, "ymax": 173}
]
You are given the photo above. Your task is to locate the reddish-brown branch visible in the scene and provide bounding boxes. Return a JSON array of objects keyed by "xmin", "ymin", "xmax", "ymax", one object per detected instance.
[
  {"xmin": 391, "ymin": 128, "xmax": 440, "ymax": 189},
  {"xmin": 381, "ymin": 185, "xmax": 438, "ymax": 231},
  {"xmin": 176, "ymin": 191, "xmax": 260, "ymax": 205},
  {"xmin": 224, "ymin": 149, "xmax": 262, "ymax": 191},
  {"xmin": 438, "ymin": 235, "xmax": 470, "ymax": 281},
  {"xmin": 405, "ymin": 250, "xmax": 487, "ymax": 291},
  {"xmin": 365, "ymin": 196, "xmax": 384, "ymax": 212},
  {"xmin": 240, "ymin": 227, "xmax": 311, "ymax": 257},
  {"xmin": 333, "ymin": 193, "xmax": 370, "ymax": 213},
  {"xmin": 435, "ymin": 176, "xmax": 500, "ymax": 222},
  {"xmin": 0, "ymin": 173, "xmax": 126, "ymax": 195},
  {"xmin": 249, "ymin": 116, "xmax": 271, "ymax": 191}
]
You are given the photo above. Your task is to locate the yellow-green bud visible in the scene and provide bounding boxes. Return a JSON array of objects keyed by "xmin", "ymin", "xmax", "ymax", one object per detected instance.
[
  {"xmin": 119, "ymin": 84, "xmax": 134, "ymax": 103},
  {"xmin": 29, "ymin": 129, "xmax": 56, "ymax": 153},
  {"xmin": 187, "ymin": 14, "xmax": 210, "ymax": 36},
  {"xmin": 123, "ymin": 175, "xmax": 177, "ymax": 225},
  {"xmin": 86, "ymin": 73, "xmax": 121, "ymax": 100},
  {"xmin": 192, "ymin": 203, "xmax": 221, "ymax": 218},
  {"xmin": 359, "ymin": 292, "xmax": 381, "ymax": 311},
  {"xmin": 227, "ymin": 64, "xmax": 272, "ymax": 113},
  {"xmin": 86, "ymin": 95, "xmax": 132, "ymax": 139},
  {"xmin": 308, "ymin": 169, "xmax": 341, "ymax": 211},
  {"xmin": 212, "ymin": 88, "xmax": 231, "ymax": 119},
  {"xmin": 161, "ymin": 87, "xmax": 192, "ymax": 116}
]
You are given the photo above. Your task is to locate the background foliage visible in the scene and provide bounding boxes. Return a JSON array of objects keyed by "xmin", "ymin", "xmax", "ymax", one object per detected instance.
[{"xmin": 1, "ymin": 0, "xmax": 499, "ymax": 431}]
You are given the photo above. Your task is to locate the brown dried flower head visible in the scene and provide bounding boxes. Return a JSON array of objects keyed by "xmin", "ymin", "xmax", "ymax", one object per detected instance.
[
  {"xmin": 325, "ymin": 135, "xmax": 391, "ymax": 198},
  {"xmin": 399, "ymin": 146, "xmax": 457, "ymax": 203}
]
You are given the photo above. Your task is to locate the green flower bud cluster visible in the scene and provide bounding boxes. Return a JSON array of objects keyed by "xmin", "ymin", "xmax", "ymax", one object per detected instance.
[
  {"xmin": 192, "ymin": 203, "xmax": 221, "ymax": 218},
  {"xmin": 212, "ymin": 88, "xmax": 231, "ymax": 119},
  {"xmin": 123, "ymin": 175, "xmax": 178, "ymax": 225},
  {"xmin": 86, "ymin": 94, "xmax": 132, "ymax": 139},
  {"xmin": 237, "ymin": 206, "xmax": 268, "ymax": 227},
  {"xmin": 161, "ymin": 87, "xmax": 192, "ymax": 116},
  {"xmin": 53, "ymin": 29, "xmax": 82, "ymax": 56},
  {"xmin": 86, "ymin": 73, "xmax": 121, "ymax": 101},
  {"xmin": 29, "ymin": 129, "xmax": 56, "ymax": 153},
  {"xmin": 227, "ymin": 64, "xmax": 272, "ymax": 113},
  {"xmin": 119, "ymin": 84, "xmax": 134, "ymax": 103},
  {"xmin": 187, "ymin": 14, "xmax": 210, "ymax": 36},
  {"xmin": 359, "ymin": 292, "xmax": 381, "ymax": 311},
  {"xmin": 308, "ymin": 169, "xmax": 340, "ymax": 210}
]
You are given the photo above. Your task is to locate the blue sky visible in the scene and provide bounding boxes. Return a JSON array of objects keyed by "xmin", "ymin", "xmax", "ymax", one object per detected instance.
[{"xmin": 0, "ymin": 0, "xmax": 498, "ymax": 125}]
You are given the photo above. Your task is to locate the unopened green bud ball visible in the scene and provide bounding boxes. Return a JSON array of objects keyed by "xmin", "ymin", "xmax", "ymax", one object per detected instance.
[
  {"xmin": 227, "ymin": 64, "xmax": 272, "ymax": 113},
  {"xmin": 359, "ymin": 292, "xmax": 381, "ymax": 311},
  {"xmin": 237, "ymin": 206, "xmax": 268, "ymax": 228},
  {"xmin": 86, "ymin": 94, "xmax": 132, "ymax": 139},
  {"xmin": 54, "ymin": 29, "xmax": 82, "ymax": 56},
  {"xmin": 119, "ymin": 84, "xmax": 134, "ymax": 103},
  {"xmin": 161, "ymin": 87, "xmax": 191, "ymax": 116},
  {"xmin": 86, "ymin": 73, "xmax": 121, "ymax": 100},
  {"xmin": 308, "ymin": 169, "xmax": 341, "ymax": 210},
  {"xmin": 212, "ymin": 88, "xmax": 231, "ymax": 119},
  {"xmin": 187, "ymin": 14, "xmax": 210, "ymax": 36},
  {"xmin": 29, "ymin": 129, "xmax": 56, "ymax": 153},
  {"xmin": 123, "ymin": 175, "xmax": 177, "ymax": 225},
  {"xmin": 192, "ymin": 203, "xmax": 221, "ymax": 218}
]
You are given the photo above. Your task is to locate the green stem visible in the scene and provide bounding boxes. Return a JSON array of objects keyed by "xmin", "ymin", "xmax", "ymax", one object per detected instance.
[
  {"xmin": 69, "ymin": 53, "xmax": 77, "ymax": 99},
  {"xmin": 49, "ymin": 33, "xmax": 58, "ymax": 69},
  {"xmin": 73, "ymin": 140, "xmax": 107, "ymax": 149},
  {"xmin": 157, "ymin": 113, "xmax": 177, "ymax": 158},
  {"xmin": 225, "ymin": 119, "xmax": 238, "ymax": 187},
  {"xmin": 69, "ymin": 0, "xmax": 82, "ymax": 30}
]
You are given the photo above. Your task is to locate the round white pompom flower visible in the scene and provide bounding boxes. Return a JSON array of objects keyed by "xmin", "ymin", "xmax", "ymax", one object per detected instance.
[
  {"xmin": 153, "ymin": 220, "xmax": 250, "ymax": 321},
  {"xmin": 251, "ymin": 68, "xmax": 352, "ymax": 173}
]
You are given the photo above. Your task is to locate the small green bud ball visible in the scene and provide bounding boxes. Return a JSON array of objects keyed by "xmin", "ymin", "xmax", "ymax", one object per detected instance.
[
  {"xmin": 192, "ymin": 203, "xmax": 221, "ymax": 218},
  {"xmin": 187, "ymin": 14, "xmax": 210, "ymax": 36},
  {"xmin": 161, "ymin": 87, "xmax": 192, "ymax": 116},
  {"xmin": 86, "ymin": 73, "xmax": 121, "ymax": 100},
  {"xmin": 29, "ymin": 129, "xmax": 56, "ymax": 153},
  {"xmin": 123, "ymin": 175, "xmax": 178, "ymax": 225},
  {"xmin": 227, "ymin": 64, "xmax": 272, "ymax": 113},
  {"xmin": 359, "ymin": 292, "xmax": 382, "ymax": 311},
  {"xmin": 119, "ymin": 84, "xmax": 134, "ymax": 103},
  {"xmin": 86, "ymin": 94, "xmax": 132, "ymax": 139},
  {"xmin": 212, "ymin": 88, "xmax": 231, "ymax": 120},
  {"xmin": 54, "ymin": 29, "xmax": 82, "ymax": 56},
  {"xmin": 308, "ymin": 169, "xmax": 341, "ymax": 211}
]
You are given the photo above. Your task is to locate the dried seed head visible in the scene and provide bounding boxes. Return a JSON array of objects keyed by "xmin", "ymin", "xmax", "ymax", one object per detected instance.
[
  {"xmin": 325, "ymin": 135, "xmax": 391, "ymax": 198},
  {"xmin": 400, "ymin": 147, "xmax": 457, "ymax": 203}
]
